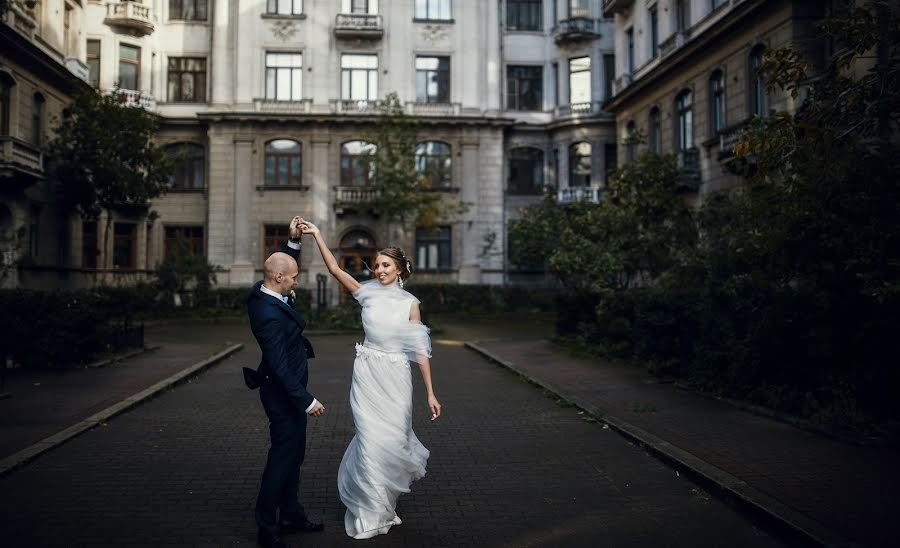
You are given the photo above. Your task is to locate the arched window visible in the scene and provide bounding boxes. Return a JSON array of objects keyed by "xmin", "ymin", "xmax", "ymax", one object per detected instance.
[
  {"xmin": 31, "ymin": 93, "xmax": 45, "ymax": 146},
  {"xmin": 167, "ymin": 143, "xmax": 206, "ymax": 189},
  {"xmin": 749, "ymin": 45, "xmax": 767, "ymax": 117},
  {"xmin": 341, "ymin": 140, "xmax": 376, "ymax": 186},
  {"xmin": 339, "ymin": 228, "xmax": 377, "ymax": 295},
  {"xmin": 416, "ymin": 141, "xmax": 452, "ymax": 189},
  {"xmin": 675, "ymin": 89, "xmax": 693, "ymax": 151},
  {"xmin": 265, "ymin": 139, "xmax": 302, "ymax": 186},
  {"xmin": 507, "ymin": 147, "xmax": 545, "ymax": 195},
  {"xmin": 709, "ymin": 70, "xmax": 725, "ymax": 133},
  {"xmin": 648, "ymin": 107, "xmax": 661, "ymax": 153},
  {"xmin": 625, "ymin": 120, "xmax": 637, "ymax": 161},
  {"xmin": 568, "ymin": 142, "xmax": 592, "ymax": 187}
]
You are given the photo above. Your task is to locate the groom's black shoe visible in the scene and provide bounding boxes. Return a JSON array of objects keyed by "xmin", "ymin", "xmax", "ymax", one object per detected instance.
[
  {"xmin": 280, "ymin": 516, "xmax": 324, "ymax": 533},
  {"xmin": 258, "ymin": 528, "xmax": 291, "ymax": 548}
]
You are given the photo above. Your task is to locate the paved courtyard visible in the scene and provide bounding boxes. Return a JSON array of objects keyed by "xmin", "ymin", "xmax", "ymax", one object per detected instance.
[{"xmin": 0, "ymin": 325, "xmax": 785, "ymax": 547}]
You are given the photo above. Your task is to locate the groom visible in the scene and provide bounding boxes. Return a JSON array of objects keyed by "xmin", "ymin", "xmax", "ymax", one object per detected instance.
[{"xmin": 245, "ymin": 217, "xmax": 325, "ymax": 548}]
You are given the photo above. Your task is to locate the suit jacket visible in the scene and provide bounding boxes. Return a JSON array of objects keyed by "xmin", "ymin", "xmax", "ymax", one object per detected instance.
[{"xmin": 245, "ymin": 241, "xmax": 315, "ymax": 411}]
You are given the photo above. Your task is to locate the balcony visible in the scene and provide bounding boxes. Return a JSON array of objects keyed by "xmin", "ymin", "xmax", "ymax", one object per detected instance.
[
  {"xmin": 253, "ymin": 98, "xmax": 313, "ymax": 114},
  {"xmin": 333, "ymin": 13, "xmax": 383, "ymax": 39},
  {"xmin": 404, "ymin": 102, "xmax": 462, "ymax": 117},
  {"xmin": 334, "ymin": 186, "xmax": 377, "ymax": 215},
  {"xmin": 558, "ymin": 186, "xmax": 600, "ymax": 204},
  {"xmin": 612, "ymin": 73, "xmax": 632, "ymax": 96},
  {"xmin": 104, "ymin": 1, "xmax": 155, "ymax": 36},
  {"xmin": 554, "ymin": 17, "xmax": 600, "ymax": 44},
  {"xmin": 717, "ymin": 123, "xmax": 757, "ymax": 176},
  {"xmin": 0, "ymin": 136, "xmax": 44, "ymax": 190},
  {"xmin": 111, "ymin": 88, "xmax": 156, "ymax": 111},
  {"xmin": 554, "ymin": 101, "xmax": 602, "ymax": 118},
  {"xmin": 330, "ymin": 99, "xmax": 383, "ymax": 114},
  {"xmin": 602, "ymin": 0, "xmax": 634, "ymax": 15},
  {"xmin": 676, "ymin": 148, "xmax": 701, "ymax": 191},
  {"xmin": 659, "ymin": 31, "xmax": 688, "ymax": 59},
  {"xmin": 65, "ymin": 58, "xmax": 91, "ymax": 84}
]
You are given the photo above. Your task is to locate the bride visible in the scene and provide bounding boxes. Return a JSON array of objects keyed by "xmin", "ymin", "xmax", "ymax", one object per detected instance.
[{"xmin": 298, "ymin": 219, "xmax": 441, "ymax": 539}]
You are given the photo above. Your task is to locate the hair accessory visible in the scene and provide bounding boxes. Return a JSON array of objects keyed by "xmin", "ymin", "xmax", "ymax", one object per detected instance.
[{"xmin": 406, "ymin": 260, "xmax": 411, "ymax": 273}]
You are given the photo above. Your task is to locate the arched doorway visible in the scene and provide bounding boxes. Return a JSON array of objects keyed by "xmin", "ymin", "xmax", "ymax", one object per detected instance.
[{"xmin": 338, "ymin": 228, "xmax": 376, "ymax": 301}]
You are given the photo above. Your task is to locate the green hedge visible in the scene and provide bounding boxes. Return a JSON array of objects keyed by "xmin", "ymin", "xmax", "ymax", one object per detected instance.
[{"xmin": 407, "ymin": 283, "xmax": 556, "ymax": 316}]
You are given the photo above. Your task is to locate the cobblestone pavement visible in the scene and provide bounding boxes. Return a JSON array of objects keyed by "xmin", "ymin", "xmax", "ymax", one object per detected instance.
[{"xmin": 0, "ymin": 326, "xmax": 784, "ymax": 547}]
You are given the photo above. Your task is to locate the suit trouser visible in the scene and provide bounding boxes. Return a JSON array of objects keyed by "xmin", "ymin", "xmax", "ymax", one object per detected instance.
[{"xmin": 256, "ymin": 380, "xmax": 308, "ymax": 535}]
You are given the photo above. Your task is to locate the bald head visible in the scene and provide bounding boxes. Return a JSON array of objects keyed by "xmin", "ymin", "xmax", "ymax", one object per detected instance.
[{"xmin": 263, "ymin": 252, "xmax": 299, "ymax": 296}]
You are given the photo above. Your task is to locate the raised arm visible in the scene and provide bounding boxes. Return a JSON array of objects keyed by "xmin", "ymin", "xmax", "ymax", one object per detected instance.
[
  {"xmin": 410, "ymin": 302, "xmax": 441, "ymax": 420},
  {"xmin": 299, "ymin": 219, "xmax": 361, "ymax": 293}
]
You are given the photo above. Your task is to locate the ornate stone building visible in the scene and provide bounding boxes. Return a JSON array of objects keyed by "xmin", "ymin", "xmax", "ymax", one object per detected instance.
[
  {"xmin": 2, "ymin": 1, "xmax": 618, "ymax": 294},
  {"xmin": 602, "ymin": 0, "xmax": 828, "ymax": 198}
]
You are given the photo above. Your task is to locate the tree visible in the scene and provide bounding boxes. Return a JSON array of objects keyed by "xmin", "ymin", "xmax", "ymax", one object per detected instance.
[
  {"xmin": 509, "ymin": 150, "xmax": 696, "ymax": 293},
  {"xmin": 46, "ymin": 88, "xmax": 173, "ymax": 269},
  {"xmin": 154, "ymin": 232, "xmax": 218, "ymax": 306},
  {"xmin": 360, "ymin": 92, "xmax": 468, "ymax": 231}
]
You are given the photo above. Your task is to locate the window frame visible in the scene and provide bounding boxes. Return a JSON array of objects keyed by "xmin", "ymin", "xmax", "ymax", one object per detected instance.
[
  {"xmin": 648, "ymin": 106, "xmax": 661, "ymax": 153},
  {"xmin": 507, "ymin": 147, "xmax": 546, "ymax": 195},
  {"xmin": 709, "ymin": 69, "xmax": 725, "ymax": 134},
  {"xmin": 675, "ymin": 89, "xmax": 693, "ymax": 151},
  {"xmin": 263, "ymin": 225, "xmax": 293, "ymax": 264},
  {"xmin": 266, "ymin": 0, "xmax": 303, "ymax": 16},
  {"xmin": 415, "ymin": 226, "xmax": 452, "ymax": 271},
  {"xmin": 81, "ymin": 221, "xmax": 98, "ymax": 269},
  {"xmin": 118, "ymin": 43, "xmax": 141, "ymax": 91},
  {"xmin": 164, "ymin": 225, "xmax": 205, "ymax": 258},
  {"xmin": 167, "ymin": 142, "xmax": 206, "ymax": 190},
  {"xmin": 169, "ymin": 0, "xmax": 209, "ymax": 21},
  {"xmin": 265, "ymin": 139, "xmax": 303, "ymax": 187},
  {"xmin": 167, "ymin": 57, "xmax": 207, "ymax": 103},
  {"xmin": 415, "ymin": 56, "xmax": 450, "ymax": 104},
  {"xmin": 266, "ymin": 52, "xmax": 303, "ymax": 102},
  {"xmin": 414, "ymin": 0, "xmax": 452, "ymax": 21},
  {"xmin": 749, "ymin": 45, "xmax": 767, "ymax": 117},
  {"xmin": 86, "ymin": 39, "xmax": 101, "ymax": 89},
  {"xmin": 506, "ymin": 65, "xmax": 543, "ymax": 111},
  {"xmin": 568, "ymin": 56, "xmax": 591, "ymax": 106},
  {"xmin": 112, "ymin": 222, "xmax": 137, "ymax": 270},
  {"xmin": 507, "ymin": 0, "xmax": 543, "ymax": 32},
  {"xmin": 341, "ymin": 54, "xmax": 378, "ymax": 101},
  {"xmin": 416, "ymin": 141, "xmax": 453, "ymax": 189},
  {"xmin": 568, "ymin": 141, "xmax": 592, "ymax": 187},
  {"xmin": 340, "ymin": 140, "xmax": 377, "ymax": 187}
]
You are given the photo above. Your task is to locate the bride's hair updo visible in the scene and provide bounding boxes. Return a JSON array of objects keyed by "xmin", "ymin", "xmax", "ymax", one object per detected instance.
[{"xmin": 377, "ymin": 247, "xmax": 412, "ymax": 282}]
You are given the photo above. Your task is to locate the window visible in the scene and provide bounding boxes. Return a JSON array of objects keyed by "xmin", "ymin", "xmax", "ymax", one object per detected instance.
[
  {"xmin": 649, "ymin": 7, "xmax": 659, "ymax": 58},
  {"xmin": 675, "ymin": 89, "xmax": 693, "ymax": 151},
  {"xmin": 263, "ymin": 225, "xmax": 291, "ymax": 263},
  {"xmin": 749, "ymin": 45, "xmax": 767, "ymax": 117},
  {"xmin": 267, "ymin": 0, "xmax": 302, "ymax": 15},
  {"xmin": 415, "ymin": 0, "xmax": 451, "ymax": 20},
  {"xmin": 64, "ymin": 4, "xmax": 72, "ymax": 56},
  {"xmin": 551, "ymin": 62, "xmax": 559, "ymax": 106},
  {"xmin": 113, "ymin": 222, "xmax": 137, "ymax": 269},
  {"xmin": 167, "ymin": 143, "xmax": 206, "ymax": 190},
  {"xmin": 415, "ymin": 227, "xmax": 451, "ymax": 270},
  {"xmin": 265, "ymin": 139, "xmax": 302, "ymax": 186},
  {"xmin": 341, "ymin": 54, "xmax": 378, "ymax": 101},
  {"xmin": 604, "ymin": 142, "xmax": 617, "ymax": 181},
  {"xmin": 648, "ymin": 107, "xmax": 661, "ymax": 153},
  {"xmin": 342, "ymin": 0, "xmax": 376, "ymax": 13},
  {"xmin": 415, "ymin": 56, "xmax": 450, "ymax": 103},
  {"xmin": 506, "ymin": 65, "xmax": 542, "ymax": 111},
  {"xmin": 569, "ymin": 142, "xmax": 591, "ymax": 187},
  {"xmin": 507, "ymin": 147, "xmax": 545, "ymax": 195},
  {"xmin": 118, "ymin": 44, "xmax": 140, "ymax": 90},
  {"xmin": 675, "ymin": 0, "xmax": 688, "ymax": 32},
  {"xmin": 568, "ymin": 0, "xmax": 588, "ymax": 18},
  {"xmin": 169, "ymin": 0, "xmax": 208, "ymax": 21},
  {"xmin": 164, "ymin": 226, "xmax": 205, "ymax": 258},
  {"xmin": 341, "ymin": 141, "xmax": 376, "ymax": 186},
  {"xmin": 625, "ymin": 121, "xmax": 636, "ymax": 162},
  {"xmin": 167, "ymin": 58, "xmax": 206, "ymax": 102},
  {"xmin": 709, "ymin": 70, "xmax": 725, "ymax": 133},
  {"xmin": 86, "ymin": 40, "xmax": 101, "ymax": 88},
  {"xmin": 266, "ymin": 53, "xmax": 303, "ymax": 101},
  {"xmin": 569, "ymin": 56, "xmax": 591, "ymax": 105},
  {"xmin": 416, "ymin": 141, "xmax": 452, "ymax": 189},
  {"xmin": 711, "ymin": 0, "xmax": 725, "ymax": 10},
  {"xmin": 603, "ymin": 54, "xmax": 614, "ymax": 100},
  {"xmin": 507, "ymin": 0, "xmax": 542, "ymax": 31},
  {"xmin": 625, "ymin": 28, "xmax": 634, "ymax": 73},
  {"xmin": 31, "ymin": 93, "xmax": 44, "ymax": 146},
  {"xmin": 82, "ymin": 221, "xmax": 98, "ymax": 269}
]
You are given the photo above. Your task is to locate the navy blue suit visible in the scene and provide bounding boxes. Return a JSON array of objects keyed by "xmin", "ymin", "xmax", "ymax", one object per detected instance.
[{"xmin": 247, "ymin": 245, "xmax": 315, "ymax": 537}]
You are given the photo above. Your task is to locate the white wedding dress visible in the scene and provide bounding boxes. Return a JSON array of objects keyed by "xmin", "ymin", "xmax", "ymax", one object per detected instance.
[{"xmin": 338, "ymin": 280, "xmax": 432, "ymax": 539}]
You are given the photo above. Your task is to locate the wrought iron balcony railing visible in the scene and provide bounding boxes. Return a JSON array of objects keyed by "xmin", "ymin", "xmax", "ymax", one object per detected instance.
[
  {"xmin": 112, "ymin": 88, "xmax": 157, "ymax": 111},
  {"xmin": 557, "ymin": 186, "xmax": 600, "ymax": 204},
  {"xmin": 554, "ymin": 17, "xmax": 600, "ymax": 44},
  {"xmin": 676, "ymin": 147, "xmax": 701, "ymax": 191}
]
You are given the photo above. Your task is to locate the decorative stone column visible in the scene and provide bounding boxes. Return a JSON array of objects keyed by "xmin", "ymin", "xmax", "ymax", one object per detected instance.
[
  {"xmin": 229, "ymin": 137, "xmax": 255, "ymax": 286},
  {"xmin": 458, "ymin": 140, "xmax": 481, "ymax": 283}
]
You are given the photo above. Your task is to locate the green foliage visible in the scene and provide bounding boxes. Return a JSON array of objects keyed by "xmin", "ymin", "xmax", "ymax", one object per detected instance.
[
  {"xmin": 153, "ymin": 233, "xmax": 219, "ymax": 304},
  {"xmin": 46, "ymin": 88, "xmax": 173, "ymax": 221},
  {"xmin": 408, "ymin": 283, "xmax": 555, "ymax": 316},
  {"xmin": 509, "ymin": 151, "xmax": 695, "ymax": 293},
  {"xmin": 361, "ymin": 92, "xmax": 468, "ymax": 230}
]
